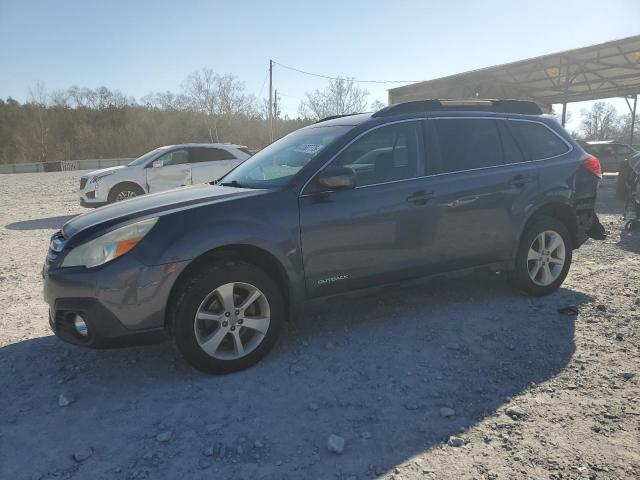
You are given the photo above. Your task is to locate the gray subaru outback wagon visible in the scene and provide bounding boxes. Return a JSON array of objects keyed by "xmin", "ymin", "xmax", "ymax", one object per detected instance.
[{"xmin": 43, "ymin": 99, "xmax": 605, "ymax": 374}]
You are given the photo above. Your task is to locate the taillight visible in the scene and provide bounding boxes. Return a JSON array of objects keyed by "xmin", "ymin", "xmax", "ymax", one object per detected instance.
[{"xmin": 583, "ymin": 155, "xmax": 602, "ymax": 178}]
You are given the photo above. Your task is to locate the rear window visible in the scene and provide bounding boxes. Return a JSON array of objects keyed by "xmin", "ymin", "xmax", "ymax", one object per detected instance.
[{"xmin": 510, "ymin": 121, "xmax": 569, "ymax": 160}]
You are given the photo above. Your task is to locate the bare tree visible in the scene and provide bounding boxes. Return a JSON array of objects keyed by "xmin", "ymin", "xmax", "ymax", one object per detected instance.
[
  {"xmin": 580, "ymin": 102, "xmax": 621, "ymax": 141},
  {"xmin": 369, "ymin": 99, "xmax": 386, "ymax": 112},
  {"xmin": 28, "ymin": 81, "xmax": 50, "ymax": 162},
  {"xmin": 182, "ymin": 69, "xmax": 253, "ymax": 142},
  {"xmin": 618, "ymin": 112, "xmax": 640, "ymax": 145},
  {"xmin": 141, "ymin": 91, "xmax": 190, "ymax": 110},
  {"xmin": 298, "ymin": 78, "xmax": 369, "ymax": 120}
]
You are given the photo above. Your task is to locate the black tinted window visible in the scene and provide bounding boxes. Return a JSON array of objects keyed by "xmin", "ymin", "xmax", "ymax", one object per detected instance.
[
  {"xmin": 498, "ymin": 121, "xmax": 525, "ymax": 164},
  {"xmin": 332, "ymin": 122, "xmax": 420, "ymax": 187},
  {"xmin": 432, "ymin": 119, "xmax": 503, "ymax": 173},
  {"xmin": 510, "ymin": 121, "xmax": 569, "ymax": 160},
  {"xmin": 191, "ymin": 147, "xmax": 236, "ymax": 163}
]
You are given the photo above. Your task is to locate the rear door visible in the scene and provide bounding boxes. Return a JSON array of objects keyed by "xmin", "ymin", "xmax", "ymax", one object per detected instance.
[
  {"xmin": 146, "ymin": 148, "xmax": 192, "ymax": 193},
  {"xmin": 191, "ymin": 147, "xmax": 241, "ymax": 184},
  {"xmin": 421, "ymin": 117, "xmax": 539, "ymax": 269}
]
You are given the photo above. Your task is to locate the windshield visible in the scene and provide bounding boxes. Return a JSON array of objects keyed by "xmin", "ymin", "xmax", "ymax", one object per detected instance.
[
  {"xmin": 128, "ymin": 147, "xmax": 170, "ymax": 167},
  {"xmin": 221, "ymin": 125, "xmax": 352, "ymax": 188}
]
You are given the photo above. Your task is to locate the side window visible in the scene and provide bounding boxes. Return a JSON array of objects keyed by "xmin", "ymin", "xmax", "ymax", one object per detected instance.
[
  {"xmin": 497, "ymin": 121, "xmax": 525, "ymax": 164},
  {"xmin": 190, "ymin": 147, "xmax": 236, "ymax": 163},
  {"xmin": 156, "ymin": 149, "xmax": 189, "ymax": 166},
  {"xmin": 510, "ymin": 121, "xmax": 569, "ymax": 160},
  {"xmin": 331, "ymin": 122, "xmax": 421, "ymax": 187},
  {"xmin": 433, "ymin": 119, "xmax": 503, "ymax": 174}
]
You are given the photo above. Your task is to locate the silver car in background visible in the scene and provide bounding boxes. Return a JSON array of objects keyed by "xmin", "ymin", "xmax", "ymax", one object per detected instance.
[{"xmin": 79, "ymin": 143, "xmax": 252, "ymax": 207}]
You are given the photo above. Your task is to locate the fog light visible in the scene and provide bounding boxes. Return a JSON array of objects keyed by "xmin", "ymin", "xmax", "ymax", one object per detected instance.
[{"xmin": 73, "ymin": 314, "xmax": 88, "ymax": 337}]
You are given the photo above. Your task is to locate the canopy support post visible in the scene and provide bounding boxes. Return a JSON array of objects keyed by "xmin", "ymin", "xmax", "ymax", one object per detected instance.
[
  {"xmin": 629, "ymin": 94, "xmax": 637, "ymax": 146},
  {"xmin": 561, "ymin": 60, "xmax": 571, "ymax": 127}
]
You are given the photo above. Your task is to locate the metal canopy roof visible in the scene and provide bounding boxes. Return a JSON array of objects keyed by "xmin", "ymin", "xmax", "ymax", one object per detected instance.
[{"xmin": 388, "ymin": 35, "xmax": 640, "ymax": 111}]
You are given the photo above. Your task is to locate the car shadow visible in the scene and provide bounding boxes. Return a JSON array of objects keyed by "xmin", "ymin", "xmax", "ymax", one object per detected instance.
[
  {"xmin": 617, "ymin": 227, "xmax": 640, "ymax": 253},
  {"xmin": 0, "ymin": 275, "xmax": 593, "ymax": 479},
  {"xmin": 5, "ymin": 214, "xmax": 77, "ymax": 231},
  {"xmin": 595, "ymin": 177, "xmax": 625, "ymax": 216}
]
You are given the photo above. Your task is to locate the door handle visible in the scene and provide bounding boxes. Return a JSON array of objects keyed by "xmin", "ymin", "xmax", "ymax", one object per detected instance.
[
  {"xmin": 406, "ymin": 191, "xmax": 435, "ymax": 205},
  {"xmin": 509, "ymin": 174, "xmax": 537, "ymax": 187},
  {"xmin": 446, "ymin": 196, "xmax": 479, "ymax": 208}
]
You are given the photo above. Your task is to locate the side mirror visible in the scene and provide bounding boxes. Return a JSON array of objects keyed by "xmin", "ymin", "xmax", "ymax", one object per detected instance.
[
  {"xmin": 316, "ymin": 167, "xmax": 356, "ymax": 191},
  {"xmin": 152, "ymin": 159, "xmax": 164, "ymax": 169}
]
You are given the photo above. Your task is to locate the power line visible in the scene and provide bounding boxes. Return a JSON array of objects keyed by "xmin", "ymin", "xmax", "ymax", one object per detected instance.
[
  {"xmin": 257, "ymin": 68, "xmax": 269, "ymax": 99},
  {"xmin": 272, "ymin": 60, "xmax": 422, "ymax": 84}
]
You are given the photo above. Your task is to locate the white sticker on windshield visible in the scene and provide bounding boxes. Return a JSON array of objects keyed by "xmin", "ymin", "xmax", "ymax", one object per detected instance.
[{"xmin": 294, "ymin": 143, "xmax": 323, "ymax": 155}]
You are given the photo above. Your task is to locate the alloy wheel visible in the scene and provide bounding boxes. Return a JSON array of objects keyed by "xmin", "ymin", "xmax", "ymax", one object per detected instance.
[
  {"xmin": 193, "ymin": 282, "xmax": 271, "ymax": 360},
  {"xmin": 115, "ymin": 190, "xmax": 138, "ymax": 202},
  {"xmin": 527, "ymin": 230, "xmax": 566, "ymax": 286}
]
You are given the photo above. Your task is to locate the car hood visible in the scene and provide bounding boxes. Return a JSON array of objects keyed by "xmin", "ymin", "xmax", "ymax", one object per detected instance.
[
  {"xmin": 62, "ymin": 184, "xmax": 265, "ymax": 240},
  {"xmin": 82, "ymin": 165, "xmax": 127, "ymax": 178}
]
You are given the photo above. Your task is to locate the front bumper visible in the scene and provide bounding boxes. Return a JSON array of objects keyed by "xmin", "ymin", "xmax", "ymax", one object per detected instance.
[
  {"xmin": 48, "ymin": 298, "xmax": 167, "ymax": 348},
  {"xmin": 43, "ymin": 252, "xmax": 189, "ymax": 348},
  {"xmin": 80, "ymin": 198, "xmax": 108, "ymax": 208},
  {"xmin": 79, "ymin": 180, "xmax": 109, "ymax": 208}
]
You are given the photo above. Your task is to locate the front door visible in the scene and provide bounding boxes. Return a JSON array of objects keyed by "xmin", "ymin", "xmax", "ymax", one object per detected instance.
[
  {"xmin": 299, "ymin": 121, "xmax": 440, "ymax": 297},
  {"xmin": 146, "ymin": 148, "xmax": 192, "ymax": 193}
]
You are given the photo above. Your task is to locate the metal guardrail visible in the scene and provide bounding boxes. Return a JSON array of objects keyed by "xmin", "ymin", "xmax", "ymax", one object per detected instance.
[{"xmin": 0, "ymin": 158, "xmax": 134, "ymax": 174}]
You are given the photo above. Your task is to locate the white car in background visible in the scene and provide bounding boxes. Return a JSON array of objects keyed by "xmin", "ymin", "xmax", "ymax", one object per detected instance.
[{"xmin": 79, "ymin": 143, "xmax": 252, "ymax": 207}]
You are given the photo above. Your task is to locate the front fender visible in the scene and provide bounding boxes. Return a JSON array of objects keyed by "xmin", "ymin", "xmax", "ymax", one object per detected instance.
[{"xmin": 132, "ymin": 194, "xmax": 306, "ymax": 308}]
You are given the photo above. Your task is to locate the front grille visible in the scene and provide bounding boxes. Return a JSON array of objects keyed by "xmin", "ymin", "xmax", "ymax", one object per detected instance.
[{"xmin": 80, "ymin": 177, "xmax": 88, "ymax": 190}]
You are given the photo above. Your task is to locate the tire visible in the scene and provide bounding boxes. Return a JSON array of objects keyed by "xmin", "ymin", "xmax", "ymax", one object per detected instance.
[
  {"xmin": 172, "ymin": 260, "xmax": 284, "ymax": 374},
  {"xmin": 513, "ymin": 215, "xmax": 573, "ymax": 297},
  {"xmin": 108, "ymin": 183, "xmax": 145, "ymax": 203}
]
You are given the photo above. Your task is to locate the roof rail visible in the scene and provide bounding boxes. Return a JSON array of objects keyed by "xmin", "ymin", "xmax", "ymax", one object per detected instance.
[
  {"xmin": 315, "ymin": 112, "xmax": 365, "ymax": 124},
  {"xmin": 372, "ymin": 99, "xmax": 542, "ymax": 117}
]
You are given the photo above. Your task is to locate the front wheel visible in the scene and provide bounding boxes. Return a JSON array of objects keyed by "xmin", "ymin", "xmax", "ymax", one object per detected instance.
[
  {"xmin": 108, "ymin": 183, "xmax": 145, "ymax": 203},
  {"xmin": 513, "ymin": 216, "xmax": 573, "ymax": 296},
  {"xmin": 172, "ymin": 260, "xmax": 284, "ymax": 374}
]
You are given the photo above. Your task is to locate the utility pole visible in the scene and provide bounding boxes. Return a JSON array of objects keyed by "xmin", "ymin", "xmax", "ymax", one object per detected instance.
[
  {"xmin": 269, "ymin": 59, "xmax": 273, "ymax": 143},
  {"xmin": 273, "ymin": 89, "xmax": 278, "ymax": 140}
]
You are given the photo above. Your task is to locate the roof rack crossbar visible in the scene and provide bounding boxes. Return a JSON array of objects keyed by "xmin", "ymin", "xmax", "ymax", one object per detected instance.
[
  {"xmin": 372, "ymin": 99, "xmax": 542, "ymax": 117},
  {"xmin": 315, "ymin": 113, "xmax": 365, "ymax": 124}
]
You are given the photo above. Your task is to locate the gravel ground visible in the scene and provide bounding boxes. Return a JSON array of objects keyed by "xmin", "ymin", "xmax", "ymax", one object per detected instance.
[{"xmin": 0, "ymin": 171, "xmax": 638, "ymax": 480}]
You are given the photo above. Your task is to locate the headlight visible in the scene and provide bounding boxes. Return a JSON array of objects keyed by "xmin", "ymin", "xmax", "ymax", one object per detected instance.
[
  {"xmin": 89, "ymin": 172, "xmax": 114, "ymax": 184},
  {"xmin": 61, "ymin": 218, "xmax": 158, "ymax": 268}
]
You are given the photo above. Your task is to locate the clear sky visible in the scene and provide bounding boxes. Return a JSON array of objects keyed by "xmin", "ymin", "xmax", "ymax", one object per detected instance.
[{"xmin": 1, "ymin": 0, "xmax": 639, "ymax": 131}]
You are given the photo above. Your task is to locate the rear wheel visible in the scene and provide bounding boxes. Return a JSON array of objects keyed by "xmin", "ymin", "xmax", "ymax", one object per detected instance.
[
  {"xmin": 513, "ymin": 216, "xmax": 572, "ymax": 296},
  {"xmin": 108, "ymin": 183, "xmax": 145, "ymax": 203},
  {"xmin": 172, "ymin": 260, "xmax": 284, "ymax": 374}
]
